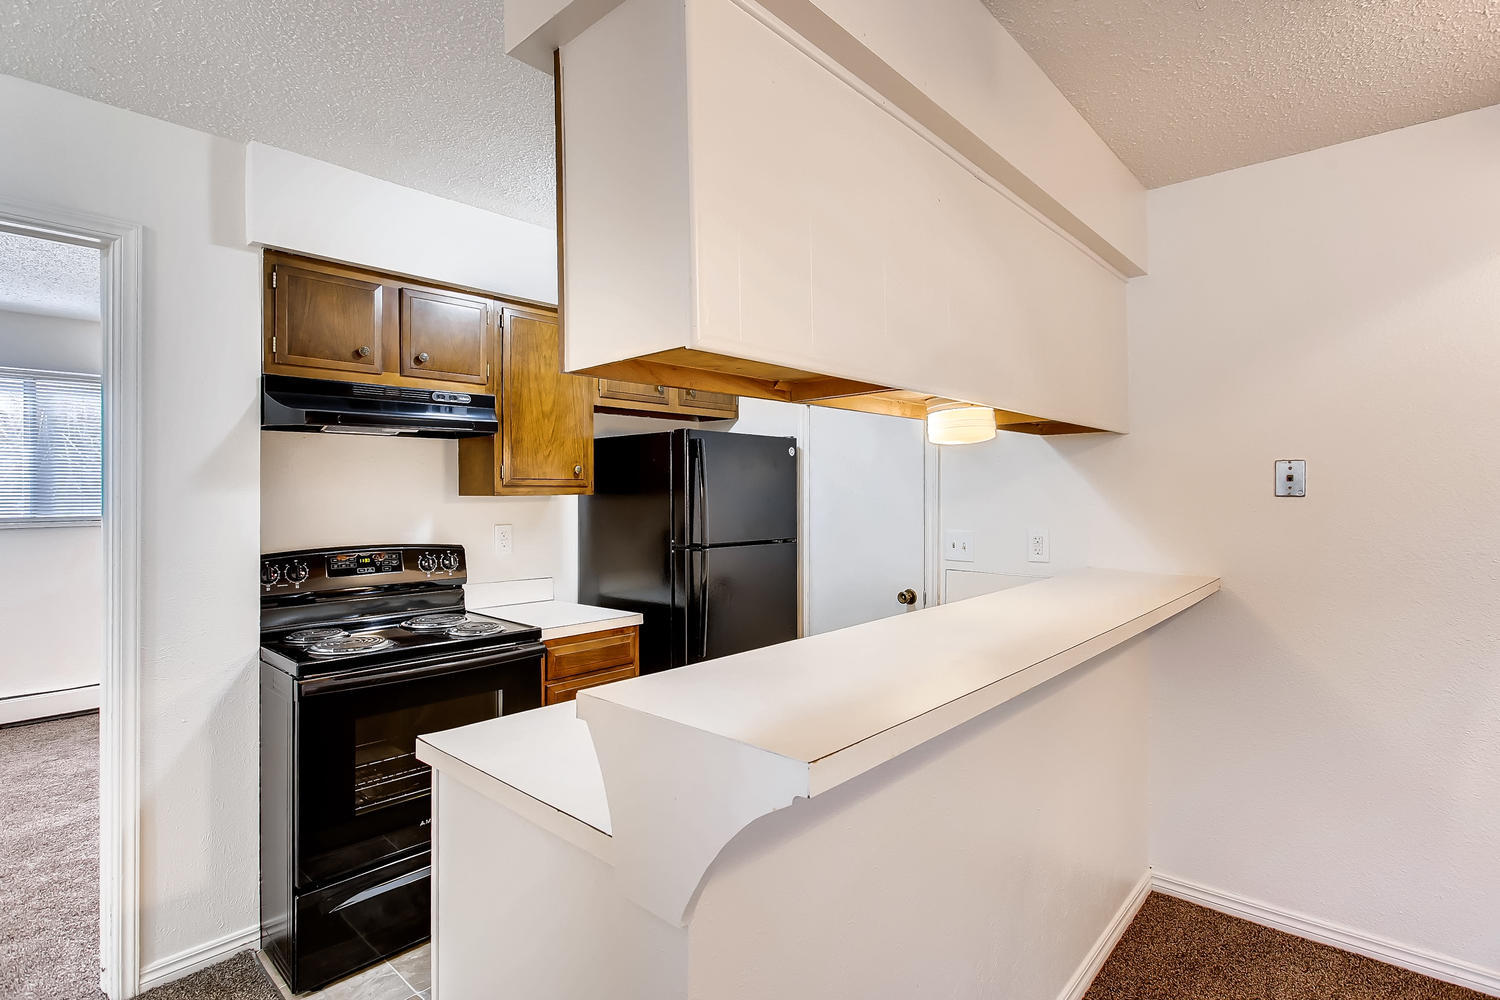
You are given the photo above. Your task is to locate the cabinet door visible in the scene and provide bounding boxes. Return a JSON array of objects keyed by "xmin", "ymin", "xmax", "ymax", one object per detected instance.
[
  {"xmin": 273, "ymin": 263, "xmax": 384, "ymax": 375},
  {"xmin": 400, "ymin": 287, "xmax": 489, "ymax": 384},
  {"xmin": 500, "ymin": 310, "xmax": 594, "ymax": 490},
  {"xmin": 674, "ymin": 387, "xmax": 738, "ymax": 417},
  {"xmin": 597, "ymin": 378, "xmax": 672, "ymax": 408}
]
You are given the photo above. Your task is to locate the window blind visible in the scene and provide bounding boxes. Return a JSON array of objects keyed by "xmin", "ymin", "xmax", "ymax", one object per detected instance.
[{"xmin": 0, "ymin": 368, "xmax": 102, "ymax": 524}]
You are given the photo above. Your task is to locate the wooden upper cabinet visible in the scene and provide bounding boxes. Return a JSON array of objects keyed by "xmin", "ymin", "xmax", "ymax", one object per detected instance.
[
  {"xmin": 458, "ymin": 308, "xmax": 594, "ymax": 497},
  {"xmin": 598, "ymin": 378, "xmax": 671, "ymax": 407},
  {"xmin": 674, "ymin": 387, "xmax": 737, "ymax": 416},
  {"xmin": 271, "ymin": 262, "xmax": 384, "ymax": 376},
  {"xmin": 593, "ymin": 378, "xmax": 739, "ymax": 421},
  {"xmin": 400, "ymin": 287, "xmax": 490, "ymax": 384}
]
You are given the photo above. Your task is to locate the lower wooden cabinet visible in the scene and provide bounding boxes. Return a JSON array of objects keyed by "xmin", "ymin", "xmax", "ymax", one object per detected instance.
[
  {"xmin": 459, "ymin": 308, "xmax": 595, "ymax": 496},
  {"xmin": 542, "ymin": 626, "xmax": 640, "ymax": 705}
]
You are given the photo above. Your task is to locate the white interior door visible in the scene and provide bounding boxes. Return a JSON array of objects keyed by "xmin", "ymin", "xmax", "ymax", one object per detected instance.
[{"xmin": 805, "ymin": 406, "xmax": 927, "ymax": 635}]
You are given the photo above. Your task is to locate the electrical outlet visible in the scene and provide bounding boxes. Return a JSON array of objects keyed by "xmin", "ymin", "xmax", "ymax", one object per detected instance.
[
  {"xmin": 1028, "ymin": 528, "xmax": 1050, "ymax": 563},
  {"xmin": 943, "ymin": 529, "xmax": 976, "ymax": 563},
  {"xmin": 493, "ymin": 523, "xmax": 514, "ymax": 556}
]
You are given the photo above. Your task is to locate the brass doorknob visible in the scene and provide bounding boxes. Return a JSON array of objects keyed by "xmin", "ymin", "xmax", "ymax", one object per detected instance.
[
  {"xmin": 897, "ymin": 588, "xmax": 917, "ymax": 605},
  {"xmin": 357, "ymin": 346, "xmax": 371, "ymax": 357},
  {"xmin": 416, "ymin": 352, "xmax": 430, "ymax": 363}
]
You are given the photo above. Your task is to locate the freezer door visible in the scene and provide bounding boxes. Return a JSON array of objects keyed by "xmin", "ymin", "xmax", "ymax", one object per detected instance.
[
  {"xmin": 681, "ymin": 541, "xmax": 799, "ymax": 666},
  {"xmin": 679, "ymin": 430, "xmax": 798, "ymax": 546}
]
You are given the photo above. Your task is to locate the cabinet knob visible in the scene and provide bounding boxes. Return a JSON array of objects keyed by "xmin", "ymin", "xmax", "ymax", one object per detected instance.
[
  {"xmin": 573, "ymin": 465, "xmax": 583, "ymax": 476},
  {"xmin": 897, "ymin": 588, "xmax": 917, "ymax": 606},
  {"xmin": 685, "ymin": 389, "xmax": 697, "ymax": 398},
  {"xmin": 357, "ymin": 346, "xmax": 371, "ymax": 358},
  {"xmin": 416, "ymin": 352, "xmax": 430, "ymax": 364},
  {"xmin": 655, "ymin": 385, "xmax": 666, "ymax": 395}
]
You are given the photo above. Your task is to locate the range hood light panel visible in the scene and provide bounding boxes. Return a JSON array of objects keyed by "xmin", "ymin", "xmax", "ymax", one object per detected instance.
[
  {"xmin": 926, "ymin": 404, "xmax": 997, "ymax": 446},
  {"xmin": 320, "ymin": 425, "xmax": 416, "ymax": 437}
]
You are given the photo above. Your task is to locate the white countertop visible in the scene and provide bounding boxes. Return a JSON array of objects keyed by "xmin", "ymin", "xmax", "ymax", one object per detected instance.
[
  {"xmin": 417, "ymin": 703, "xmax": 613, "ymax": 853},
  {"xmin": 580, "ymin": 569, "xmax": 1217, "ymax": 789},
  {"xmin": 471, "ymin": 599, "xmax": 643, "ymax": 642}
]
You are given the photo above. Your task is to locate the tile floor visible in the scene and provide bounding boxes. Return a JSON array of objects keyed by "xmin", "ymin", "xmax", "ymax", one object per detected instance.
[{"xmin": 259, "ymin": 944, "xmax": 431, "ymax": 1000}]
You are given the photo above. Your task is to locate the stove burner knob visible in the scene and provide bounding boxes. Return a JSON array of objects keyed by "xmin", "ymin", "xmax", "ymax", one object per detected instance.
[
  {"xmin": 285, "ymin": 560, "xmax": 310, "ymax": 585},
  {"xmin": 439, "ymin": 551, "xmax": 460, "ymax": 572},
  {"xmin": 417, "ymin": 553, "xmax": 438, "ymax": 573},
  {"xmin": 260, "ymin": 563, "xmax": 281, "ymax": 587}
]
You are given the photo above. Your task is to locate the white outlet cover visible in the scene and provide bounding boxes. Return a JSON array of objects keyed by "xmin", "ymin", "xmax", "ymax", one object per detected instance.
[
  {"xmin": 1028, "ymin": 528, "xmax": 1051, "ymax": 563},
  {"xmin": 943, "ymin": 529, "xmax": 976, "ymax": 563},
  {"xmin": 494, "ymin": 523, "xmax": 514, "ymax": 555}
]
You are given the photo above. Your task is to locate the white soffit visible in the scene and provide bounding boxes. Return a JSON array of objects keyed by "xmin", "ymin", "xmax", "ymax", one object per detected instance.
[
  {"xmin": 982, "ymin": 0, "xmax": 1500, "ymax": 187},
  {"xmin": 0, "ymin": 0, "xmax": 557, "ymax": 228},
  {"xmin": 0, "ymin": 231, "xmax": 101, "ymax": 321}
]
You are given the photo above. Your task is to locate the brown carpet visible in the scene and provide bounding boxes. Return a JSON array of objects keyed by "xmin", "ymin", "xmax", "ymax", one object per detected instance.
[
  {"xmin": 135, "ymin": 952, "xmax": 281, "ymax": 1000},
  {"xmin": 0, "ymin": 713, "xmax": 105, "ymax": 1000},
  {"xmin": 1086, "ymin": 893, "xmax": 1487, "ymax": 1000}
]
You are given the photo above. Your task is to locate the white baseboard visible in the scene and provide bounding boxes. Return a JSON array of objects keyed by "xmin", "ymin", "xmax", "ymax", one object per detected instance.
[
  {"xmin": 137, "ymin": 924, "xmax": 260, "ymax": 994},
  {"xmin": 1057, "ymin": 871, "xmax": 1153, "ymax": 1000},
  {"xmin": 1151, "ymin": 871, "xmax": 1500, "ymax": 998},
  {"xmin": 0, "ymin": 684, "xmax": 99, "ymax": 726}
]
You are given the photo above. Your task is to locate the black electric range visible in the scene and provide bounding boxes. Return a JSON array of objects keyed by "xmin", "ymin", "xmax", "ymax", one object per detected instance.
[{"xmin": 258, "ymin": 544, "xmax": 543, "ymax": 993}]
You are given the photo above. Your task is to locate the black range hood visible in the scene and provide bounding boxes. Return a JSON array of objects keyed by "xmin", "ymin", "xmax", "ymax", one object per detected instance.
[{"xmin": 261, "ymin": 374, "xmax": 498, "ymax": 439}]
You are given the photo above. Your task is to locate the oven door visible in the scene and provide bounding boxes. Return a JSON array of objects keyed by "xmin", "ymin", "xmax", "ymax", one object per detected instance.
[{"xmin": 294, "ymin": 642, "xmax": 543, "ymax": 889}]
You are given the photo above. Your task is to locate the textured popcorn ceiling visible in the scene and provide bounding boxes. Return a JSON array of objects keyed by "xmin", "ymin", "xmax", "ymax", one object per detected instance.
[
  {"xmin": 0, "ymin": 0, "xmax": 556, "ymax": 227},
  {"xmin": 0, "ymin": 231, "xmax": 100, "ymax": 321},
  {"xmin": 983, "ymin": 0, "xmax": 1500, "ymax": 187}
]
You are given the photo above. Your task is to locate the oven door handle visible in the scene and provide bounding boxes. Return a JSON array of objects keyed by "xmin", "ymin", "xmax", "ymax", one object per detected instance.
[
  {"xmin": 299, "ymin": 641, "xmax": 546, "ymax": 695},
  {"xmin": 329, "ymin": 864, "xmax": 431, "ymax": 914}
]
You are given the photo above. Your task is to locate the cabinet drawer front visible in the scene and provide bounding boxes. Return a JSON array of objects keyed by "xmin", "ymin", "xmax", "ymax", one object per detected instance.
[
  {"xmin": 544, "ymin": 663, "xmax": 639, "ymax": 705},
  {"xmin": 675, "ymin": 387, "xmax": 738, "ymax": 415},
  {"xmin": 400, "ymin": 288, "xmax": 489, "ymax": 384},
  {"xmin": 598, "ymin": 378, "xmax": 672, "ymax": 407},
  {"xmin": 274, "ymin": 266, "xmax": 384, "ymax": 375},
  {"xmin": 545, "ymin": 628, "xmax": 638, "ymax": 681}
]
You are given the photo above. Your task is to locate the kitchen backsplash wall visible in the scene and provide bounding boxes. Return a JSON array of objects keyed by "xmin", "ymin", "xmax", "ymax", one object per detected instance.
[{"xmin": 259, "ymin": 431, "xmax": 579, "ymax": 600}]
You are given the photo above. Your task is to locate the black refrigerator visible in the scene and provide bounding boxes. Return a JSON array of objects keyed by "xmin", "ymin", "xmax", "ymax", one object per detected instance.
[{"xmin": 579, "ymin": 429, "xmax": 799, "ymax": 674}]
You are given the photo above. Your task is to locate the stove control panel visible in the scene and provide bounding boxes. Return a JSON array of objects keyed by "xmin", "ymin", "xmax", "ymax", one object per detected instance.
[
  {"xmin": 328, "ymin": 551, "xmax": 403, "ymax": 577},
  {"xmin": 261, "ymin": 545, "xmax": 468, "ymax": 597}
]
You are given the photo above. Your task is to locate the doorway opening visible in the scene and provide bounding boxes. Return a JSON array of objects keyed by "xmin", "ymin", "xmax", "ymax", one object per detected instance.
[{"xmin": 0, "ymin": 204, "xmax": 142, "ymax": 1000}]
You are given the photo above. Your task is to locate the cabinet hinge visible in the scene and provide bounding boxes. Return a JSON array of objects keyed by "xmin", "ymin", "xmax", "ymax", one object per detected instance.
[{"xmin": 269, "ymin": 268, "xmax": 277, "ymax": 289}]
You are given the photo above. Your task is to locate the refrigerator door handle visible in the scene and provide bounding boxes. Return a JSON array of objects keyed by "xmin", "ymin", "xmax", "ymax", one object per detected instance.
[
  {"xmin": 693, "ymin": 437, "xmax": 709, "ymax": 546},
  {"xmin": 700, "ymin": 546, "xmax": 710, "ymax": 660}
]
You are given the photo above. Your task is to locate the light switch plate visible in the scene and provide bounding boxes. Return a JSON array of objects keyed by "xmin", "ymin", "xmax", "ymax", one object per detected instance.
[
  {"xmin": 494, "ymin": 523, "xmax": 514, "ymax": 555},
  {"xmin": 1028, "ymin": 528, "xmax": 1050, "ymax": 563},
  {"xmin": 943, "ymin": 529, "xmax": 976, "ymax": 563},
  {"xmin": 1275, "ymin": 460, "xmax": 1306, "ymax": 497}
]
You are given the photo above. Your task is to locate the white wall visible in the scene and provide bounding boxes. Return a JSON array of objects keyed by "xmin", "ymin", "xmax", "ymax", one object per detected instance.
[
  {"xmin": 0, "ymin": 74, "xmax": 264, "ymax": 979},
  {"xmin": 939, "ymin": 104, "xmax": 1500, "ymax": 975},
  {"xmin": 0, "ymin": 309, "xmax": 102, "ymax": 372},
  {"xmin": 689, "ymin": 641, "xmax": 1149, "ymax": 999},
  {"xmin": 246, "ymin": 143, "xmax": 558, "ymax": 306},
  {"xmin": 0, "ymin": 309, "xmax": 104, "ymax": 714},
  {"xmin": 260, "ymin": 433, "xmax": 579, "ymax": 599}
]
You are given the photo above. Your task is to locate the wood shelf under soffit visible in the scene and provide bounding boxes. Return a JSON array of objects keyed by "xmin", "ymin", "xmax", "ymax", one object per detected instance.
[{"xmin": 576, "ymin": 348, "xmax": 1107, "ymax": 435}]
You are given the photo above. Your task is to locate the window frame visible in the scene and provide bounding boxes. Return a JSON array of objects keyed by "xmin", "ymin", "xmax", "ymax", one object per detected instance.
[{"xmin": 0, "ymin": 364, "xmax": 104, "ymax": 529}]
